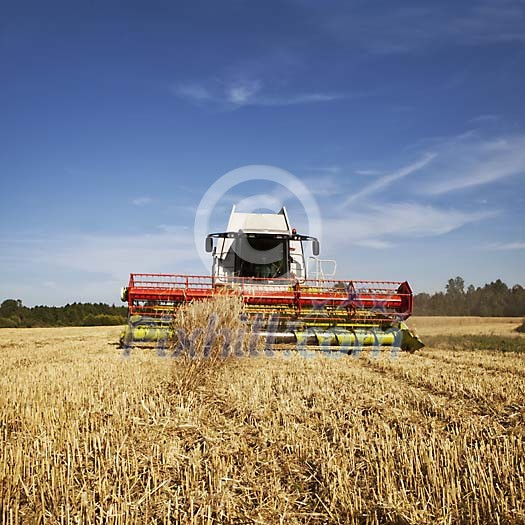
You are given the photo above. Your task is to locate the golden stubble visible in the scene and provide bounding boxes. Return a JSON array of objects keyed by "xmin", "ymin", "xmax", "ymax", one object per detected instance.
[{"xmin": 0, "ymin": 312, "xmax": 524, "ymax": 524}]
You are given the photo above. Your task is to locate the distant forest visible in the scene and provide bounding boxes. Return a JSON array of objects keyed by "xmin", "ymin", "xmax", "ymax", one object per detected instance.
[
  {"xmin": 0, "ymin": 277, "xmax": 524, "ymax": 328},
  {"xmin": 413, "ymin": 277, "xmax": 525, "ymax": 317},
  {"xmin": 0, "ymin": 300, "xmax": 127, "ymax": 328}
]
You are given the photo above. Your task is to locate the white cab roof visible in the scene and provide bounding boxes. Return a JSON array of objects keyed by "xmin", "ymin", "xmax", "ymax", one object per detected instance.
[{"xmin": 226, "ymin": 206, "xmax": 291, "ymax": 234}]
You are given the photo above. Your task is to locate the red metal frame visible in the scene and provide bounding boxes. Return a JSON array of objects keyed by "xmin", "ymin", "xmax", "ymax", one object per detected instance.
[{"xmin": 126, "ymin": 273, "xmax": 413, "ymax": 323}]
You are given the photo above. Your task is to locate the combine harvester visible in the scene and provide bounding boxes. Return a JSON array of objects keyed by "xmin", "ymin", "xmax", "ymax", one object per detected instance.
[{"xmin": 120, "ymin": 207, "xmax": 424, "ymax": 352}]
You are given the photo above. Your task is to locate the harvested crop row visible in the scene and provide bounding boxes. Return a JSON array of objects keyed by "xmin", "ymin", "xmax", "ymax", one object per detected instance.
[
  {"xmin": 207, "ymin": 356, "xmax": 525, "ymax": 523},
  {"xmin": 1, "ymin": 326, "xmax": 524, "ymax": 524},
  {"xmin": 420, "ymin": 348, "xmax": 525, "ymax": 378},
  {"xmin": 360, "ymin": 352, "xmax": 525, "ymax": 409}
]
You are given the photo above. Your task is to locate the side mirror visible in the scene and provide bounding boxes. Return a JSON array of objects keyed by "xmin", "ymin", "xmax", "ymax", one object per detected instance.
[
  {"xmin": 312, "ymin": 239, "xmax": 320, "ymax": 256},
  {"xmin": 205, "ymin": 237, "xmax": 213, "ymax": 253}
]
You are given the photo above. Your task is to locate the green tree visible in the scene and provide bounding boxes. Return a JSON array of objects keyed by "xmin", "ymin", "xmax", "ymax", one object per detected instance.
[{"xmin": 446, "ymin": 276, "xmax": 465, "ymax": 296}]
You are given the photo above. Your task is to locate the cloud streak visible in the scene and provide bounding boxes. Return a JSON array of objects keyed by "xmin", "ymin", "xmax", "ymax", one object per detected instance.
[
  {"xmin": 450, "ymin": 0, "xmax": 525, "ymax": 45},
  {"xmin": 322, "ymin": 203, "xmax": 497, "ymax": 251},
  {"xmin": 173, "ymin": 79, "xmax": 345, "ymax": 108},
  {"xmin": 346, "ymin": 153, "xmax": 436, "ymax": 204},
  {"xmin": 485, "ymin": 241, "xmax": 525, "ymax": 251},
  {"xmin": 131, "ymin": 197, "xmax": 153, "ymax": 206},
  {"xmin": 422, "ymin": 135, "xmax": 525, "ymax": 195},
  {"xmin": 225, "ymin": 80, "xmax": 262, "ymax": 105},
  {"xmin": 469, "ymin": 114, "xmax": 500, "ymax": 124},
  {"xmin": 0, "ymin": 229, "xmax": 201, "ymax": 305},
  {"xmin": 321, "ymin": 1, "xmax": 525, "ymax": 54}
]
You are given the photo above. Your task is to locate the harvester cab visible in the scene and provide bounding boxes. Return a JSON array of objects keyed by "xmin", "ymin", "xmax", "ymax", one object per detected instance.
[
  {"xmin": 120, "ymin": 207, "xmax": 424, "ymax": 352},
  {"xmin": 205, "ymin": 206, "xmax": 319, "ymax": 285}
]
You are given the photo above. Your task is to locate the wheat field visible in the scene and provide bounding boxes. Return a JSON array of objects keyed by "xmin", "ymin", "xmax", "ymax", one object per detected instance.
[
  {"xmin": 1, "ymin": 314, "xmax": 524, "ymax": 524},
  {"xmin": 407, "ymin": 316, "xmax": 524, "ymax": 337}
]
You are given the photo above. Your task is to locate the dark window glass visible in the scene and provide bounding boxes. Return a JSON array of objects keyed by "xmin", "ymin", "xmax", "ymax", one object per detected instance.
[{"xmin": 234, "ymin": 237, "xmax": 288, "ymax": 279}]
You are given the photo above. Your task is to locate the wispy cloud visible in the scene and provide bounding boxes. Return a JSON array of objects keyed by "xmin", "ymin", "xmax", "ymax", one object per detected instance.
[
  {"xmin": 469, "ymin": 114, "xmax": 500, "ymax": 124},
  {"xmin": 175, "ymin": 84, "xmax": 212, "ymax": 102},
  {"xmin": 354, "ymin": 169, "xmax": 384, "ymax": 176},
  {"xmin": 422, "ymin": 134, "xmax": 525, "ymax": 195},
  {"xmin": 353, "ymin": 239, "xmax": 394, "ymax": 250},
  {"xmin": 269, "ymin": 93, "xmax": 344, "ymax": 105},
  {"xmin": 323, "ymin": 203, "xmax": 497, "ymax": 250},
  {"xmin": 225, "ymin": 80, "xmax": 262, "ymax": 105},
  {"xmin": 321, "ymin": 1, "xmax": 525, "ymax": 54},
  {"xmin": 173, "ymin": 79, "xmax": 345, "ymax": 108},
  {"xmin": 131, "ymin": 197, "xmax": 153, "ymax": 206},
  {"xmin": 450, "ymin": 0, "xmax": 525, "ymax": 45},
  {"xmin": 485, "ymin": 241, "xmax": 525, "ymax": 250},
  {"xmin": 297, "ymin": 175, "xmax": 344, "ymax": 197},
  {"xmin": 307, "ymin": 166, "xmax": 342, "ymax": 175},
  {"xmin": 0, "ymin": 229, "xmax": 201, "ymax": 305},
  {"xmin": 346, "ymin": 153, "xmax": 436, "ymax": 203}
]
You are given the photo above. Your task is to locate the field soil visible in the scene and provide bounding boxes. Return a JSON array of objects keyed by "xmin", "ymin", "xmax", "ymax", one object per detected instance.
[{"xmin": 1, "ymin": 318, "xmax": 524, "ymax": 524}]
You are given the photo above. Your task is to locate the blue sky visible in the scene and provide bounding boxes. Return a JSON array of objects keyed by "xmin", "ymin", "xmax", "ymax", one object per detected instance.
[{"xmin": 1, "ymin": 0, "xmax": 524, "ymax": 306}]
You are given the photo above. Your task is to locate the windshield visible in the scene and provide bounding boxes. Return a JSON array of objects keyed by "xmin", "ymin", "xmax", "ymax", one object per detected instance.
[{"xmin": 234, "ymin": 236, "xmax": 289, "ymax": 279}]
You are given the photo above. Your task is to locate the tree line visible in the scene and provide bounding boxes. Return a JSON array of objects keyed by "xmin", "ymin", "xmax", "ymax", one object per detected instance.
[
  {"xmin": 1, "ymin": 276, "xmax": 524, "ymax": 327},
  {"xmin": 413, "ymin": 277, "xmax": 525, "ymax": 317},
  {"xmin": 0, "ymin": 299, "xmax": 127, "ymax": 328}
]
